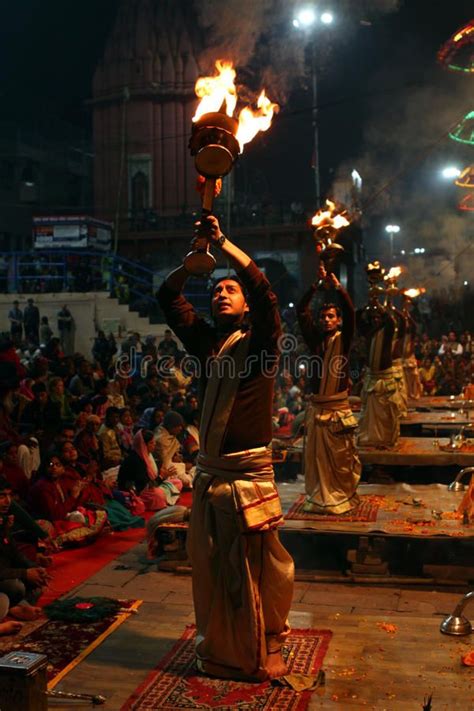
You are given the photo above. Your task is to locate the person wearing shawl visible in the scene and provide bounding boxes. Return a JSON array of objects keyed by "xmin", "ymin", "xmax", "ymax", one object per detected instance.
[
  {"xmin": 97, "ymin": 407, "xmax": 122, "ymax": 468},
  {"xmin": 116, "ymin": 408, "xmax": 134, "ymax": 453},
  {"xmin": 106, "ymin": 379, "xmax": 125, "ymax": 409},
  {"xmin": 401, "ymin": 292, "xmax": 423, "ymax": 400},
  {"xmin": 357, "ymin": 269, "xmax": 399, "ymax": 448},
  {"xmin": 74, "ymin": 415, "xmax": 101, "ymax": 464},
  {"xmin": 49, "ymin": 376, "xmax": 74, "ymax": 422},
  {"xmin": 158, "ymin": 215, "xmax": 294, "ymax": 682},
  {"xmin": 27, "ymin": 455, "xmax": 107, "ymax": 547},
  {"xmin": 117, "ymin": 430, "xmax": 182, "ymax": 511},
  {"xmin": 154, "ymin": 410, "xmax": 193, "ymax": 488},
  {"xmin": 136, "ymin": 406, "xmax": 164, "ymax": 432},
  {"xmin": 181, "ymin": 408, "xmax": 200, "ymax": 464},
  {"xmin": 296, "ymin": 264, "xmax": 361, "ymax": 515}
]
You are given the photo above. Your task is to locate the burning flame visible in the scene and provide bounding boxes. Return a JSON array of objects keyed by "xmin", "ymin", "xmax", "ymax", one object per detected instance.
[
  {"xmin": 403, "ymin": 288, "xmax": 426, "ymax": 299},
  {"xmin": 235, "ymin": 91, "xmax": 279, "ymax": 149},
  {"xmin": 385, "ymin": 266, "xmax": 402, "ymax": 281},
  {"xmin": 193, "ymin": 60, "xmax": 279, "ymax": 151},
  {"xmin": 193, "ymin": 60, "xmax": 237, "ymax": 122},
  {"xmin": 311, "ymin": 200, "xmax": 350, "ymax": 230}
]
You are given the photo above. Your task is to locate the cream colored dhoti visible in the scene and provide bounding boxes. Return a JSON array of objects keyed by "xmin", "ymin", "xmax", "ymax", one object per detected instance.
[
  {"xmin": 392, "ymin": 357, "xmax": 408, "ymax": 418},
  {"xmin": 403, "ymin": 355, "xmax": 422, "ymax": 399},
  {"xmin": 187, "ymin": 447, "xmax": 294, "ymax": 680},
  {"xmin": 303, "ymin": 391, "xmax": 361, "ymax": 515},
  {"xmin": 358, "ymin": 367, "xmax": 400, "ymax": 448}
]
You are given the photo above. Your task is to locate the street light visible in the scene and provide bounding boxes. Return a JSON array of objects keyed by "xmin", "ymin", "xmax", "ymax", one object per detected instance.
[
  {"xmin": 385, "ymin": 224, "xmax": 400, "ymax": 262},
  {"xmin": 292, "ymin": 6, "xmax": 334, "ymax": 207},
  {"xmin": 441, "ymin": 166, "xmax": 461, "ymax": 179}
]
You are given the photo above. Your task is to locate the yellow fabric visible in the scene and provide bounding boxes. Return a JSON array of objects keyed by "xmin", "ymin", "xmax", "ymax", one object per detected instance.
[
  {"xmin": 392, "ymin": 358, "xmax": 408, "ymax": 417},
  {"xmin": 187, "ymin": 466, "xmax": 294, "ymax": 681},
  {"xmin": 318, "ymin": 331, "xmax": 343, "ymax": 396},
  {"xmin": 199, "ymin": 330, "xmax": 250, "ymax": 457},
  {"xmin": 368, "ymin": 327, "xmax": 385, "ymax": 370},
  {"xmin": 403, "ymin": 355, "xmax": 423, "ymax": 399},
  {"xmin": 190, "ymin": 328, "xmax": 294, "ymax": 680},
  {"xmin": 358, "ymin": 368, "xmax": 400, "ymax": 448},
  {"xmin": 196, "ymin": 448, "xmax": 282, "ymax": 532},
  {"xmin": 97, "ymin": 426, "xmax": 121, "ymax": 467},
  {"xmin": 303, "ymin": 391, "xmax": 361, "ymax": 514}
]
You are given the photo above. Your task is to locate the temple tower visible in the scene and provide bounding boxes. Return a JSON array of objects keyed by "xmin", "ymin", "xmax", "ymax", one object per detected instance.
[{"xmin": 91, "ymin": 0, "xmax": 202, "ymax": 228}]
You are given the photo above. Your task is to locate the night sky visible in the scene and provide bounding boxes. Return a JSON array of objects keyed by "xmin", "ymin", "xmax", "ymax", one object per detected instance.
[{"xmin": 1, "ymin": 0, "xmax": 472, "ymax": 257}]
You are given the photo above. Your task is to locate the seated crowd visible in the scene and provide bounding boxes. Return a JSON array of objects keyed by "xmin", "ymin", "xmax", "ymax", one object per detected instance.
[
  {"xmin": 0, "ymin": 327, "xmax": 199, "ymax": 633},
  {"xmin": 0, "ymin": 302, "xmax": 472, "ymax": 634}
]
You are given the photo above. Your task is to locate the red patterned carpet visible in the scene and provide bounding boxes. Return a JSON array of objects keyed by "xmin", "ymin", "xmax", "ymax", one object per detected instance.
[
  {"xmin": 285, "ymin": 494, "xmax": 380, "ymax": 522},
  {"xmin": 121, "ymin": 625, "xmax": 332, "ymax": 711},
  {"xmin": 0, "ymin": 599, "xmax": 141, "ymax": 689}
]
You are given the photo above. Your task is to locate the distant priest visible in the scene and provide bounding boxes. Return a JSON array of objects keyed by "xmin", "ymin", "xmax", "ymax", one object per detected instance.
[
  {"xmin": 384, "ymin": 271, "xmax": 408, "ymax": 418},
  {"xmin": 402, "ymin": 291, "xmax": 423, "ymax": 400},
  {"xmin": 357, "ymin": 263, "xmax": 400, "ymax": 449},
  {"xmin": 297, "ymin": 264, "xmax": 361, "ymax": 515}
]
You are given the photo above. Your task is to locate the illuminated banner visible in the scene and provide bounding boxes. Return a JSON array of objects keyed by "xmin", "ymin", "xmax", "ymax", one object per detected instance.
[{"xmin": 33, "ymin": 216, "xmax": 113, "ymax": 251}]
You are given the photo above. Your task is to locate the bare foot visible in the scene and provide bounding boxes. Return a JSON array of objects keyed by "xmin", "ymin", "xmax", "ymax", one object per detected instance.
[
  {"xmin": 0, "ymin": 620, "xmax": 23, "ymax": 635},
  {"xmin": 9, "ymin": 604, "xmax": 42, "ymax": 621},
  {"xmin": 264, "ymin": 650, "xmax": 288, "ymax": 679}
]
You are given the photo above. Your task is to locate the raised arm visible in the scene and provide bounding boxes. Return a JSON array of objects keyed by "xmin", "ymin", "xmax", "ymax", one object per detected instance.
[
  {"xmin": 158, "ymin": 259, "xmax": 210, "ymax": 357},
  {"xmin": 329, "ymin": 274, "xmax": 355, "ymax": 352},
  {"xmin": 297, "ymin": 282, "xmax": 320, "ymax": 352}
]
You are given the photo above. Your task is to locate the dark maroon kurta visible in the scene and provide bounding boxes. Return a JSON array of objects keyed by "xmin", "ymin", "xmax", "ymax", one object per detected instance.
[
  {"xmin": 158, "ymin": 261, "xmax": 281, "ymax": 454},
  {"xmin": 356, "ymin": 306, "xmax": 396, "ymax": 371},
  {"xmin": 297, "ymin": 283, "xmax": 355, "ymax": 394}
]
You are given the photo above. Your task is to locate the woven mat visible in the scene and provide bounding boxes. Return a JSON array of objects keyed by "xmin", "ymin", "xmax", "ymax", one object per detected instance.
[
  {"xmin": 285, "ymin": 494, "xmax": 380, "ymax": 522},
  {"xmin": 0, "ymin": 598, "xmax": 141, "ymax": 689},
  {"xmin": 121, "ymin": 625, "xmax": 332, "ymax": 710}
]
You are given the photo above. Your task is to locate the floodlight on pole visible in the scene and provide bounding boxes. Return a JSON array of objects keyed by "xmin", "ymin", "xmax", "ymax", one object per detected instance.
[
  {"xmin": 385, "ymin": 224, "xmax": 400, "ymax": 262},
  {"xmin": 321, "ymin": 12, "xmax": 334, "ymax": 24},
  {"xmin": 292, "ymin": 6, "xmax": 335, "ymax": 207},
  {"xmin": 441, "ymin": 166, "xmax": 461, "ymax": 179},
  {"xmin": 294, "ymin": 7, "xmax": 317, "ymax": 28}
]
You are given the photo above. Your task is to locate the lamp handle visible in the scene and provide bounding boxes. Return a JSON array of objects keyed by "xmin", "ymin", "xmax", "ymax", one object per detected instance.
[{"xmin": 202, "ymin": 178, "xmax": 216, "ymax": 215}]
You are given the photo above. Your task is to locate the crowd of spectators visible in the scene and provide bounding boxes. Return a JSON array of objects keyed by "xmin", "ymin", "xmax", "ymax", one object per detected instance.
[
  {"xmin": 271, "ymin": 308, "xmax": 474, "ymax": 438},
  {"xmin": 0, "ymin": 325, "xmax": 201, "ymax": 632},
  {"xmin": 1, "ymin": 284, "xmax": 473, "ymax": 633}
]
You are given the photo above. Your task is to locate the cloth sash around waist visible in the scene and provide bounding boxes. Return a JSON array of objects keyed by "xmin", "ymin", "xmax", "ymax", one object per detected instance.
[
  {"xmin": 196, "ymin": 446, "xmax": 274, "ymax": 482},
  {"xmin": 309, "ymin": 390, "xmax": 349, "ymax": 411},
  {"xmin": 195, "ymin": 447, "xmax": 282, "ymax": 532},
  {"xmin": 366, "ymin": 367, "xmax": 395, "ymax": 381},
  {"xmin": 307, "ymin": 390, "xmax": 356, "ymax": 429}
]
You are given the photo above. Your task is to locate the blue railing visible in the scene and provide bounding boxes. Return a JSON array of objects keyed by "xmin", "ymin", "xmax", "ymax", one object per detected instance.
[{"xmin": 0, "ymin": 250, "xmax": 210, "ymax": 322}]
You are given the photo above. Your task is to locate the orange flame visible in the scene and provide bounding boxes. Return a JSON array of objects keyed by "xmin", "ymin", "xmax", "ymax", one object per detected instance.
[
  {"xmin": 385, "ymin": 266, "xmax": 403, "ymax": 281},
  {"xmin": 311, "ymin": 200, "xmax": 350, "ymax": 230},
  {"xmin": 235, "ymin": 91, "xmax": 279, "ymax": 149},
  {"xmin": 403, "ymin": 288, "xmax": 426, "ymax": 298},
  {"xmin": 193, "ymin": 60, "xmax": 237, "ymax": 122},
  {"xmin": 192, "ymin": 60, "xmax": 279, "ymax": 151}
]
